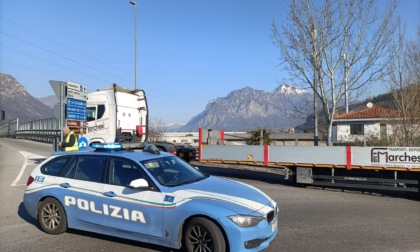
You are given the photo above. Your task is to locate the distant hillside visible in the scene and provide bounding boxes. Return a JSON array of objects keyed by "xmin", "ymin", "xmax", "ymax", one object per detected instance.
[
  {"xmin": 178, "ymin": 84, "xmax": 311, "ymax": 132},
  {"xmin": 165, "ymin": 122, "xmax": 186, "ymax": 132},
  {"xmin": 0, "ymin": 74, "xmax": 53, "ymax": 125},
  {"xmin": 38, "ymin": 95, "xmax": 59, "ymax": 108}
]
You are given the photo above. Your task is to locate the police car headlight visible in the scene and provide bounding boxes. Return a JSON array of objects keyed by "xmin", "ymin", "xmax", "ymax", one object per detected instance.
[{"xmin": 228, "ymin": 215, "xmax": 263, "ymax": 227}]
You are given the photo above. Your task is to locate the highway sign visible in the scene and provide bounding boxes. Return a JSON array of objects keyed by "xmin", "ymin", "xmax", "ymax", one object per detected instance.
[
  {"xmin": 67, "ymin": 105, "xmax": 86, "ymax": 114},
  {"xmin": 50, "ymin": 80, "xmax": 87, "ymax": 142},
  {"xmin": 67, "ymin": 98, "xmax": 87, "ymax": 107},
  {"xmin": 49, "ymin": 80, "xmax": 64, "ymax": 98},
  {"xmin": 67, "ymin": 120, "xmax": 85, "ymax": 127},
  {"xmin": 50, "ymin": 80, "xmax": 87, "ymax": 97},
  {"xmin": 67, "ymin": 82, "xmax": 87, "ymax": 93},
  {"xmin": 66, "ymin": 98, "xmax": 86, "ymax": 121},
  {"xmin": 67, "ymin": 89, "xmax": 87, "ymax": 101},
  {"xmin": 67, "ymin": 113, "xmax": 86, "ymax": 121}
]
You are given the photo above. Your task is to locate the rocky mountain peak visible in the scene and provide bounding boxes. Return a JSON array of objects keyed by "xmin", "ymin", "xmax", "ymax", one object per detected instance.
[
  {"xmin": 274, "ymin": 83, "xmax": 307, "ymax": 95},
  {"xmin": 179, "ymin": 84, "xmax": 311, "ymax": 132},
  {"xmin": 0, "ymin": 74, "xmax": 30, "ymax": 98},
  {"xmin": 0, "ymin": 73, "xmax": 53, "ymax": 125}
]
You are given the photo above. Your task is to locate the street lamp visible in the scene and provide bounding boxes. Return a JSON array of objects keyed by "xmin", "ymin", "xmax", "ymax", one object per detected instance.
[{"xmin": 129, "ymin": 1, "xmax": 138, "ymax": 90}]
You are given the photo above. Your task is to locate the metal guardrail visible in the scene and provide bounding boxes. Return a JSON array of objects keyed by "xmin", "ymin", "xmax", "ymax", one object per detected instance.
[
  {"xmin": 0, "ymin": 117, "xmax": 60, "ymax": 143},
  {"xmin": 15, "ymin": 129, "xmax": 61, "ymax": 143}
]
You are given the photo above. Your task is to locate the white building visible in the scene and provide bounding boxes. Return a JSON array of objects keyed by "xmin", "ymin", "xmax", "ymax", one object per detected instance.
[
  {"xmin": 333, "ymin": 106, "xmax": 399, "ymax": 143},
  {"xmin": 161, "ymin": 132, "xmax": 200, "ymax": 146},
  {"xmin": 161, "ymin": 131, "xmax": 320, "ymax": 146}
]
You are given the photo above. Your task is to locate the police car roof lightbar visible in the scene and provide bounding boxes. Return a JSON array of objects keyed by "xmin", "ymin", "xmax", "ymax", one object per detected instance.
[{"xmin": 91, "ymin": 143, "xmax": 123, "ymax": 151}]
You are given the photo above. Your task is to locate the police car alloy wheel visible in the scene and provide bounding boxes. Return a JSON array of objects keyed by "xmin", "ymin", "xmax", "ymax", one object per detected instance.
[
  {"xmin": 184, "ymin": 217, "xmax": 226, "ymax": 252},
  {"xmin": 38, "ymin": 197, "xmax": 67, "ymax": 235}
]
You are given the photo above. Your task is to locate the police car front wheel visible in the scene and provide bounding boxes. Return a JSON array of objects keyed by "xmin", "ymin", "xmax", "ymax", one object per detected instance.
[
  {"xmin": 184, "ymin": 217, "xmax": 226, "ymax": 252},
  {"xmin": 38, "ymin": 197, "xmax": 67, "ymax": 235}
]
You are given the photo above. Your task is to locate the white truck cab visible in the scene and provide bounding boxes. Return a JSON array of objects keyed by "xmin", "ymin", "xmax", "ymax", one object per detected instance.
[{"xmin": 84, "ymin": 84, "xmax": 148, "ymax": 145}]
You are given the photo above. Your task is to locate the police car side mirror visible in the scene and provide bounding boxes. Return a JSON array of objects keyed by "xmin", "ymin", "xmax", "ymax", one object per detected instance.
[{"xmin": 129, "ymin": 178, "xmax": 149, "ymax": 189}]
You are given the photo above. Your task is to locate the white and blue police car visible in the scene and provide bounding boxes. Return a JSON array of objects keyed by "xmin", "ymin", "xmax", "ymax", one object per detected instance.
[{"xmin": 23, "ymin": 143, "xmax": 278, "ymax": 251}]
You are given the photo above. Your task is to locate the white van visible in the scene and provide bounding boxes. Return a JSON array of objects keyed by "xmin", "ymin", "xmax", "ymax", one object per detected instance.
[{"xmin": 84, "ymin": 84, "xmax": 148, "ymax": 145}]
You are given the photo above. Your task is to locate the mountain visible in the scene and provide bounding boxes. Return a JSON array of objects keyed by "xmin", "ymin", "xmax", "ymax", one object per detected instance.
[
  {"xmin": 178, "ymin": 84, "xmax": 311, "ymax": 132},
  {"xmin": 0, "ymin": 74, "xmax": 53, "ymax": 125},
  {"xmin": 38, "ymin": 95, "xmax": 59, "ymax": 108},
  {"xmin": 165, "ymin": 122, "xmax": 186, "ymax": 132}
]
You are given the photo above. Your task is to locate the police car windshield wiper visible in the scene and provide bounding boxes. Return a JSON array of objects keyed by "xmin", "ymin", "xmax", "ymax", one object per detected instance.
[{"xmin": 183, "ymin": 176, "xmax": 207, "ymax": 185}]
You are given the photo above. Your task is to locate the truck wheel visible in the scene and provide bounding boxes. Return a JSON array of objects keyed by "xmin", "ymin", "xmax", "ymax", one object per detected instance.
[
  {"xmin": 184, "ymin": 217, "xmax": 226, "ymax": 252},
  {"xmin": 38, "ymin": 197, "xmax": 67, "ymax": 235}
]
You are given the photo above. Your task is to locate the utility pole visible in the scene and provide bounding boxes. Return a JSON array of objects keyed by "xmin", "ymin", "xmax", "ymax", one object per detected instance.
[
  {"xmin": 130, "ymin": 1, "xmax": 138, "ymax": 90},
  {"xmin": 311, "ymin": 23, "xmax": 319, "ymax": 146},
  {"xmin": 343, "ymin": 53, "xmax": 349, "ymax": 113}
]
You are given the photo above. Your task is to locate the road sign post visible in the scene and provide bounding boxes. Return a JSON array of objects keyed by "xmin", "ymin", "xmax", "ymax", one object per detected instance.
[
  {"xmin": 50, "ymin": 80, "xmax": 88, "ymax": 141},
  {"xmin": 50, "ymin": 81, "xmax": 66, "ymax": 143}
]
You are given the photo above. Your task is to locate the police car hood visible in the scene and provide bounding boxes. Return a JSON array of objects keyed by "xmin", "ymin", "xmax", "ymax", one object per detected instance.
[{"xmin": 171, "ymin": 176, "xmax": 275, "ymax": 214}]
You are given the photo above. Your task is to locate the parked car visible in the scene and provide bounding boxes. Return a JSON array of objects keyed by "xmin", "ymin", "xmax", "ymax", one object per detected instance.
[
  {"xmin": 152, "ymin": 142, "xmax": 195, "ymax": 163},
  {"xmin": 150, "ymin": 141, "xmax": 177, "ymax": 155},
  {"xmin": 23, "ymin": 143, "xmax": 279, "ymax": 252},
  {"xmin": 174, "ymin": 143, "xmax": 197, "ymax": 162}
]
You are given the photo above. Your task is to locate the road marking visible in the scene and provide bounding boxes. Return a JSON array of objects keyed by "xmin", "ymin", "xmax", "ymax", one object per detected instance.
[{"xmin": 10, "ymin": 151, "xmax": 46, "ymax": 187}]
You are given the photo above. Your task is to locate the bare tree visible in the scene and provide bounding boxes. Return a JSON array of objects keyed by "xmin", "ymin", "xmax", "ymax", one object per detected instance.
[
  {"xmin": 272, "ymin": 0, "xmax": 398, "ymax": 145},
  {"xmin": 386, "ymin": 26, "xmax": 420, "ymax": 146},
  {"xmin": 148, "ymin": 118, "xmax": 167, "ymax": 142}
]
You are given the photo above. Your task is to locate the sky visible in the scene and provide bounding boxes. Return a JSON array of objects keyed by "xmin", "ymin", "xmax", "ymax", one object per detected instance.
[{"xmin": 1, "ymin": 0, "xmax": 419, "ymax": 124}]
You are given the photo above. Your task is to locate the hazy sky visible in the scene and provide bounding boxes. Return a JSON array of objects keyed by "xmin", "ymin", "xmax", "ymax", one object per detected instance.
[{"xmin": 1, "ymin": 0, "xmax": 419, "ymax": 123}]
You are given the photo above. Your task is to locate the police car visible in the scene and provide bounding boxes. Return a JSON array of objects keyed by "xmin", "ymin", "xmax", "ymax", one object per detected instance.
[{"xmin": 23, "ymin": 143, "xmax": 278, "ymax": 251}]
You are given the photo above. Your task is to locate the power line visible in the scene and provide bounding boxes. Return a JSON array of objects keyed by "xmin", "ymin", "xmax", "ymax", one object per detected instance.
[
  {"xmin": 0, "ymin": 59, "xmax": 67, "ymax": 82},
  {"xmin": 0, "ymin": 16, "xmax": 133, "ymax": 77},
  {"xmin": 1, "ymin": 31, "xmax": 133, "ymax": 85},
  {"xmin": 0, "ymin": 16, "xmax": 183, "ymax": 95},
  {"xmin": 1, "ymin": 16, "xmax": 196, "ymax": 109},
  {"xmin": 1, "ymin": 42, "xmax": 117, "ymax": 86}
]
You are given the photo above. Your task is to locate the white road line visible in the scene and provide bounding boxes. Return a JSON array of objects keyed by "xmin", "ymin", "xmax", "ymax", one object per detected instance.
[
  {"xmin": 10, "ymin": 151, "xmax": 46, "ymax": 187},
  {"xmin": 10, "ymin": 155, "xmax": 29, "ymax": 187}
]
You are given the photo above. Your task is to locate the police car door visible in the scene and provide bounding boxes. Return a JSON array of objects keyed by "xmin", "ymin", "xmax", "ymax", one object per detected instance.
[
  {"xmin": 61, "ymin": 155, "xmax": 106, "ymax": 228},
  {"xmin": 102, "ymin": 157, "xmax": 164, "ymax": 239}
]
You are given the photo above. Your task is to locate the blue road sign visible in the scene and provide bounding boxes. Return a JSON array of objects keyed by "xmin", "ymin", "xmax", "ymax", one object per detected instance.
[
  {"xmin": 78, "ymin": 137, "xmax": 88, "ymax": 150},
  {"xmin": 67, "ymin": 113, "xmax": 86, "ymax": 120},
  {"xmin": 67, "ymin": 98, "xmax": 87, "ymax": 107},
  {"xmin": 67, "ymin": 105, "xmax": 86, "ymax": 114},
  {"xmin": 66, "ymin": 98, "xmax": 86, "ymax": 121}
]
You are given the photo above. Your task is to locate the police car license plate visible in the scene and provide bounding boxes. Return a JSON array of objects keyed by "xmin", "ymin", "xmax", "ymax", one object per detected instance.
[{"xmin": 272, "ymin": 221, "xmax": 278, "ymax": 232}]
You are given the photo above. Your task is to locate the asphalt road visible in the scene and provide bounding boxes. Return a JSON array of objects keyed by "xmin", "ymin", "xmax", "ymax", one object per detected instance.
[{"xmin": 1, "ymin": 138, "xmax": 419, "ymax": 252}]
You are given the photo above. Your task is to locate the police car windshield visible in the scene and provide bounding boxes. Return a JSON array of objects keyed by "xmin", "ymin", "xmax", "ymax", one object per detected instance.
[{"xmin": 141, "ymin": 156, "xmax": 206, "ymax": 186}]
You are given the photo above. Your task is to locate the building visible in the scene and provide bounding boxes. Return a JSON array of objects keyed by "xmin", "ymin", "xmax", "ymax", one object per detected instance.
[
  {"xmin": 160, "ymin": 132, "xmax": 200, "ymax": 146},
  {"xmin": 332, "ymin": 106, "xmax": 399, "ymax": 144},
  {"xmin": 161, "ymin": 131, "xmax": 321, "ymax": 146}
]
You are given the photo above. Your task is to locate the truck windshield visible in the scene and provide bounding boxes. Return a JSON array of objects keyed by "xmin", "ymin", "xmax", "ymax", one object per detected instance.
[
  {"xmin": 86, "ymin": 105, "xmax": 105, "ymax": 121},
  {"xmin": 141, "ymin": 156, "xmax": 207, "ymax": 186}
]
